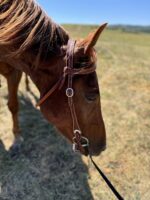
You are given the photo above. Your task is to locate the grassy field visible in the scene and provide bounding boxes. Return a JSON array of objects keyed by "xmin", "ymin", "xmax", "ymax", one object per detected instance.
[{"xmin": 0, "ymin": 25, "xmax": 150, "ymax": 200}]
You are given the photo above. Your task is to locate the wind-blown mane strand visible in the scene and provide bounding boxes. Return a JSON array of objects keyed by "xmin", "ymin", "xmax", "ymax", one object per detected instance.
[{"xmin": 0, "ymin": 0, "xmax": 69, "ymax": 65}]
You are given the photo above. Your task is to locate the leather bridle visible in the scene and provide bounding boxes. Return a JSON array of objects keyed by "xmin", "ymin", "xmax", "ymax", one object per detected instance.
[
  {"xmin": 36, "ymin": 39, "xmax": 124, "ymax": 200},
  {"xmin": 36, "ymin": 39, "xmax": 96, "ymax": 154}
]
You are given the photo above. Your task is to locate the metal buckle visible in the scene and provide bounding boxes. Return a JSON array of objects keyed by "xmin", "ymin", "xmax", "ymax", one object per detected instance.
[
  {"xmin": 72, "ymin": 130, "xmax": 89, "ymax": 152},
  {"xmin": 74, "ymin": 129, "xmax": 81, "ymax": 135},
  {"xmin": 73, "ymin": 130, "xmax": 81, "ymax": 152},
  {"xmin": 72, "ymin": 143, "xmax": 80, "ymax": 152},
  {"xmin": 80, "ymin": 136, "xmax": 89, "ymax": 147},
  {"xmin": 66, "ymin": 88, "xmax": 74, "ymax": 97},
  {"xmin": 72, "ymin": 137, "xmax": 89, "ymax": 152}
]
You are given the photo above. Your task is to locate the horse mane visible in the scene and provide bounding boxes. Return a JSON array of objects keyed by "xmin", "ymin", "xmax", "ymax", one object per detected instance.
[{"xmin": 0, "ymin": 0, "xmax": 69, "ymax": 66}]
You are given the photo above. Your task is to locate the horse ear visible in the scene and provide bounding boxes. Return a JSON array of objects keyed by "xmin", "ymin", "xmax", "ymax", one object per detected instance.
[{"xmin": 79, "ymin": 23, "xmax": 108, "ymax": 53}]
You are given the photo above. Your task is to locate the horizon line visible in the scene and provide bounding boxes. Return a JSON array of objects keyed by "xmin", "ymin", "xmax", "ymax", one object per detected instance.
[{"xmin": 61, "ymin": 23, "xmax": 150, "ymax": 27}]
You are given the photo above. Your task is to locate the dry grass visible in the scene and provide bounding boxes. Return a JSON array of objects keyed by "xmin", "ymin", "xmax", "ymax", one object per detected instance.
[{"xmin": 0, "ymin": 25, "xmax": 150, "ymax": 200}]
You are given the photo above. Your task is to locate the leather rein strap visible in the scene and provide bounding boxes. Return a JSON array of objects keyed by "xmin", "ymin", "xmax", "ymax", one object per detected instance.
[
  {"xmin": 36, "ymin": 39, "xmax": 124, "ymax": 200},
  {"xmin": 90, "ymin": 156, "xmax": 124, "ymax": 200}
]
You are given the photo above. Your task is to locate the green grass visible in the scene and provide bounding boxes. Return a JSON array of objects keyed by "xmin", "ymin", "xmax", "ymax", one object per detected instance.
[{"xmin": 0, "ymin": 25, "xmax": 150, "ymax": 200}]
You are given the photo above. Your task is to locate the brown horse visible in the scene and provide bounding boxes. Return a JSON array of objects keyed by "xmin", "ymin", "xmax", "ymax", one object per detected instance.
[{"xmin": 0, "ymin": 0, "xmax": 107, "ymax": 156}]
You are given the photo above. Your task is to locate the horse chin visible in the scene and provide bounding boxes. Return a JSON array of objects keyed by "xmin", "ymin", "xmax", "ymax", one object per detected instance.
[
  {"xmin": 88, "ymin": 144, "xmax": 107, "ymax": 157},
  {"xmin": 77, "ymin": 145, "xmax": 106, "ymax": 157},
  {"xmin": 79, "ymin": 147, "xmax": 106, "ymax": 157}
]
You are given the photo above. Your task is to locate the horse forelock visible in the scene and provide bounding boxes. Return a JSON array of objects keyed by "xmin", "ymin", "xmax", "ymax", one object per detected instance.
[{"xmin": 0, "ymin": 0, "xmax": 69, "ymax": 67}]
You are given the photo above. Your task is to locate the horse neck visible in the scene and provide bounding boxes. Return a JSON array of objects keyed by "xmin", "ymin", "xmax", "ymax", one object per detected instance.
[
  {"xmin": 0, "ymin": 0, "xmax": 69, "ymax": 94},
  {"xmin": 0, "ymin": 47, "xmax": 65, "ymax": 96},
  {"xmin": 29, "ymin": 56, "xmax": 66, "ymax": 96}
]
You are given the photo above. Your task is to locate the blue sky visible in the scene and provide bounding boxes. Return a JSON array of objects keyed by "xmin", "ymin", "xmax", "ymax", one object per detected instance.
[{"xmin": 37, "ymin": 0, "xmax": 150, "ymax": 25}]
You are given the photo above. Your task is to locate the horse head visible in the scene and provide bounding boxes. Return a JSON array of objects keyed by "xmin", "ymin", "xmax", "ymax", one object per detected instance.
[{"xmin": 38, "ymin": 24, "xmax": 107, "ymax": 156}]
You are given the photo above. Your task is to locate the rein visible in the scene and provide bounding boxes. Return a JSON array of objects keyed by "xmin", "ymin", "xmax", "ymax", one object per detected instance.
[{"xmin": 36, "ymin": 39, "xmax": 124, "ymax": 200}]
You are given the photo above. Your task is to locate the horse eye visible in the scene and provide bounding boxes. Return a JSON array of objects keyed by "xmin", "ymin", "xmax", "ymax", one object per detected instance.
[
  {"xmin": 80, "ymin": 56, "xmax": 89, "ymax": 63},
  {"xmin": 74, "ymin": 56, "xmax": 90, "ymax": 68},
  {"xmin": 41, "ymin": 69, "xmax": 50, "ymax": 74},
  {"xmin": 85, "ymin": 90, "xmax": 99, "ymax": 102}
]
